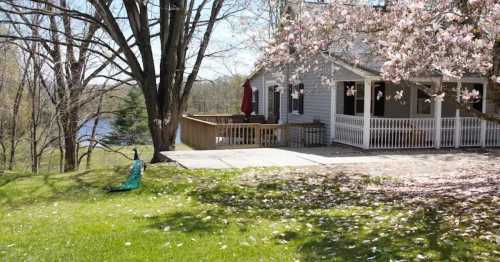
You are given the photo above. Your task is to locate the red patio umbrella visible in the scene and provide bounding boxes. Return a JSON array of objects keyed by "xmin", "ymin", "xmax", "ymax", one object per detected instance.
[{"xmin": 240, "ymin": 79, "xmax": 253, "ymax": 116}]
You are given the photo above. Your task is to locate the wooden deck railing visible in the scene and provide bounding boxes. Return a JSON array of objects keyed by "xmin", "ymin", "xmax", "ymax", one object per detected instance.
[
  {"xmin": 180, "ymin": 116, "xmax": 217, "ymax": 149},
  {"xmin": 181, "ymin": 115, "xmax": 325, "ymax": 150},
  {"xmin": 189, "ymin": 114, "xmax": 266, "ymax": 124}
]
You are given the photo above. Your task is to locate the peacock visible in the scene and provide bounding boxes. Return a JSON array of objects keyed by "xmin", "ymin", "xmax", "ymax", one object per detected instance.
[{"xmin": 107, "ymin": 149, "xmax": 145, "ymax": 192}]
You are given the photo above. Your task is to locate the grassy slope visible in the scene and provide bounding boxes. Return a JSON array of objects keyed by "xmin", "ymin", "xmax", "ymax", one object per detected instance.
[
  {"xmin": 9, "ymin": 144, "xmax": 191, "ymax": 173},
  {"xmin": 0, "ymin": 165, "xmax": 498, "ymax": 261}
]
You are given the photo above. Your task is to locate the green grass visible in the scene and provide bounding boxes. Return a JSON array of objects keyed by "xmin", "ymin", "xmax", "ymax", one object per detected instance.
[
  {"xmin": 8, "ymin": 143, "xmax": 192, "ymax": 173},
  {"xmin": 0, "ymin": 165, "xmax": 498, "ymax": 261}
]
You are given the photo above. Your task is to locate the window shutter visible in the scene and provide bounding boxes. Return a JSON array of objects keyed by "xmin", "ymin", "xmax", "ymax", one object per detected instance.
[
  {"xmin": 253, "ymin": 90, "xmax": 259, "ymax": 114},
  {"xmin": 288, "ymin": 84, "xmax": 293, "ymax": 113},
  {"xmin": 299, "ymin": 83, "xmax": 304, "ymax": 114}
]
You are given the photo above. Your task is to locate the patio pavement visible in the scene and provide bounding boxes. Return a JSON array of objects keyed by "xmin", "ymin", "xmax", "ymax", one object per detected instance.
[
  {"xmin": 162, "ymin": 146, "xmax": 500, "ymax": 169},
  {"xmin": 160, "ymin": 146, "xmax": 419, "ymax": 169}
]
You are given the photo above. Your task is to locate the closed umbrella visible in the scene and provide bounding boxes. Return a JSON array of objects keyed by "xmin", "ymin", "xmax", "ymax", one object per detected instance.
[{"xmin": 240, "ymin": 79, "xmax": 253, "ymax": 116}]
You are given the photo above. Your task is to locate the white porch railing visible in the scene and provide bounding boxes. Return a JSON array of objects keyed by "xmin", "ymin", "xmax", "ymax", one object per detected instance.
[
  {"xmin": 334, "ymin": 115, "xmax": 500, "ymax": 149},
  {"xmin": 461, "ymin": 117, "xmax": 482, "ymax": 147},
  {"xmin": 335, "ymin": 114, "xmax": 364, "ymax": 147},
  {"xmin": 486, "ymin": 121, "xmax": 500, "ymax": 147},
  {"xmin": 370, "ymin": 118, "xmax": 435, "ymax": 149},
  {"xmin": 441, "ymin": 118, "xmax": 456, "ymax": 148}
]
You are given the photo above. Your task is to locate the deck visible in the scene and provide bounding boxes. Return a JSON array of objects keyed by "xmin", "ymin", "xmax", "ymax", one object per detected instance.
[{"xmin": 180, "ymin": 114, "xmax": 326, "ymax": 150}]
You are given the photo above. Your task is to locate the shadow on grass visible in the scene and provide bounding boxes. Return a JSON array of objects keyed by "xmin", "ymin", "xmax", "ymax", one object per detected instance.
[
  {"xmin": 187, "ymin": 172, "xmax": 499, "ymax": 261},
  {"xmin": 0, "ymin": 166, "xmax": 138, "ymax": 208},
  {"xmin": 144, "ymin": 209, "xmax": 231, "ymax": 235}
]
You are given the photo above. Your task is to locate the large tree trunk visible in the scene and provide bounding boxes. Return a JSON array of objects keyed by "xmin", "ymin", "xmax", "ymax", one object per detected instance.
[
  {"xmin": 150, "ymin": 122, "xmax": 178, "ymax": 163},
  {"xmin": 142, "ymin": 77, "xmax": 181, "ymax": 163},
  {"xmin": 149, "ymin": 112, "xmax": 180, "ymax": 163},
  {"xmin": 62, "ymin": 108, "xmax": 79, "ymax": 172}
]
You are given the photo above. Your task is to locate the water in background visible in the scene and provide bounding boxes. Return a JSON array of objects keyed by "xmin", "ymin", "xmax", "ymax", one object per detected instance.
[{"xmin": 78, "ymin": 118, "xmax": 181, "ymax": 146}]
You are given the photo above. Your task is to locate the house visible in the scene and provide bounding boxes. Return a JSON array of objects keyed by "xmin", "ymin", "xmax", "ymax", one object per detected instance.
[{"xmin": 246, "ymin": 0, "xmax": 500, "ymax": 150}]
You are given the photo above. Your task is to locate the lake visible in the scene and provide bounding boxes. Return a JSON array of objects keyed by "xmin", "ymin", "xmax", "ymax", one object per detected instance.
[{"xmin": 79, "ymin": 118, "xmax": 181, "ymax": 146}]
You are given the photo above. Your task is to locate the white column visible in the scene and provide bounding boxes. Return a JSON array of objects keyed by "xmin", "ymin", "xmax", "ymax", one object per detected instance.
[
  {"xmin": 263, "ymin": 81, "xmax": 268, "ymax": 120},
  {"xmin": 262, "ymin": 73, "xmax": 266, "ymax": 117},
  {"xmin": 330, "ymin": 82, "xmax": 337, "ymax": 144},
  {"xmin": 480, "ymin": 81, "xmax": 488, "ymax": 147},
  {"xmin": 363, "ymin": 79, "xmax": 372, "ymax": 149},
  {"xmin": 434, "ymin": 80, "xmax": 443, "ymax": 149},
  {"xmin": 454, "ymin": 82, "xmax": 462, "ymax": 148}
]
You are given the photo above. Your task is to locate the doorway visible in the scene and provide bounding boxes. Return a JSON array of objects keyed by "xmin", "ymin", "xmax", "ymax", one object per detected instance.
[{"xmin": 267, "ymin": 85, "xmax": 280, "ymax": 123}]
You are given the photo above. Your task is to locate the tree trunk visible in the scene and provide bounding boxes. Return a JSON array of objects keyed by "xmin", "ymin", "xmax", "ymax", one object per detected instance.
[
  {"xmin": 57, "ymin": 119, "xmax": 64, "ymax": 173},
  {"xmin": 0, "ymin": 119, "xmax": 6, "ymax": 171},
  {"xmin": 8, "ymin": 82, "xmax": 24, "ymax": 170},
  {"xmin": 149, "ymin": 118, "xmax": 179, "ymax": 163},
  {"xmin": 62, "ymin": 110, "xmax": 79, "ymax": 172},
  {"xmin": 85, "ymin": 94, "xmax": 104, "ymax": 169},
  {"xmin": 30, "ymin": 90, "xmax": 38, "ymax": 174}
]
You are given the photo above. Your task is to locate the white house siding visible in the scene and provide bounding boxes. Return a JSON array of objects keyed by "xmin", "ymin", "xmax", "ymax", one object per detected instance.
[
  {"xmin": 287, "ymin": 69, "xmax": 333, "ymax": 143},
  {"xmin": 249, "ymin": 70, "xmax": 266, "ymax": 115}
]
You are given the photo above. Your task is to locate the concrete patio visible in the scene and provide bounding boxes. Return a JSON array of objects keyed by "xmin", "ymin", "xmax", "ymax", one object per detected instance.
[
  {"xmin": 162, "ymin": 148, "xmax": 372, "ymax": 169},
  {"xmin": 162, "ymin": 146, "xmax": 500, "ymax": 170}
]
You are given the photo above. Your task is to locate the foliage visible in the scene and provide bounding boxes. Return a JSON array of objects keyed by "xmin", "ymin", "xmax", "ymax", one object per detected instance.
[
  {"xmin": 0, "ymin": 164, "xmax": 498, "ymax": 261},
  {"xmin": 260, "ymin": 0, "xmax": 499, "ymax": 104},
  {"xmin": 187, "ymin": 74, "xmax": 245, "ymax": 114},
  {"xmin": 105, "ymin": 89, "xmax": 151, "ymax": 146}
]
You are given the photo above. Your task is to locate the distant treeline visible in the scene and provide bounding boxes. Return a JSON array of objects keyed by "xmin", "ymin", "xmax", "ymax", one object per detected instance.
[{"xmin": 186, "ymin": 75, "xmax": 245, "ymax": 114}]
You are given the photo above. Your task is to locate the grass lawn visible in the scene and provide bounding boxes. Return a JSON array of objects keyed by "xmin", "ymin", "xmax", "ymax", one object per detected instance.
[
  {"xmin": 8, "ymin": 143, "xmax": 192, "ymax": 173},
  {"xmin": 0, "ymin": 164, "xmax": 498, "ymax": 261}
]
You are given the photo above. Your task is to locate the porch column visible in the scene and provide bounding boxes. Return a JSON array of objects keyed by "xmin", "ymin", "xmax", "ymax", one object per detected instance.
[
  {"xmin": 330, "ymin": 82, "xmax": 337, "ymax": 144},
  {"xmin": 454, "ymin": 82, "xmax": 462, "ymax": 148},
  {"xmin": 363, "ymin": 79, "xmax": 372, "ymax": 149},
  {"xmin": 480, "ymin": 81, "xmax": 488, "ymax": 147},
  {"xmin": 434, "ymin": 80, "xmax": 442, "ymax": 149}
]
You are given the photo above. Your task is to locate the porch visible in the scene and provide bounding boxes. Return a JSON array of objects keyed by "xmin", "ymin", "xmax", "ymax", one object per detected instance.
[
  {"xmin": 335, "ymin": 114, "xmax": 500, "ymax": 149},
  {"xmin": 332, "ymin": 79, "xmax": 500, "ymax": 149},
  {"xmin": 180, "ymin": 114, "xmax": 327, "ymax": 150}
]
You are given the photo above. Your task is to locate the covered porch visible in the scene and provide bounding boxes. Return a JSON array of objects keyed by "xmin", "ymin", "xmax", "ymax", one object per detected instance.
[{"xmin": 332, "ymin": 79, "xmax": 500, "ymax": 149}]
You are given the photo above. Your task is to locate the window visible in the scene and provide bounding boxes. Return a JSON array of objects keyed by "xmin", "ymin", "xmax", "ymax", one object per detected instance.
[
  {"xmin": 472, "ymin": 83, "xmax": 483, "ymax": 112},
  {"xmin": 288, "ymin": 83, "xmax": 304, "ymax": 114},
  {"xmin": 416, "ymin": 89, "xmax": 431, "ymax": 115},
  {"xmin": 252, "ymin": 89, "xmax": 259, "ymax": 114},
  {"xmin": 355, "ymin": 83, "xmax": 365, "ymax": 115},
  {"xmin": 344, "ymin": 81, "xmax": 371, "ymax": 116}
]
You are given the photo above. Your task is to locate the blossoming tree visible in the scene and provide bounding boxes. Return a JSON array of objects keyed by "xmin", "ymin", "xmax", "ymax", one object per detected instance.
[{"xmin": 259, "ymin": 0, "xmax": 499, "ymax": 120}]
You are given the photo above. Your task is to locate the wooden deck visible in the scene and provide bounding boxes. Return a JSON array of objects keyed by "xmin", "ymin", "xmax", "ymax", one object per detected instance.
[{"xmin": 180, "ymin": 114, "xmax": 326, "ymax": 150}]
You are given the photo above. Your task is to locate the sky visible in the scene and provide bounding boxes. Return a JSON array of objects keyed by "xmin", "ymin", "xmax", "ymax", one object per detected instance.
[{"xmin": 62, "ymin": 0, "xmax": 267, "ymax": 83}]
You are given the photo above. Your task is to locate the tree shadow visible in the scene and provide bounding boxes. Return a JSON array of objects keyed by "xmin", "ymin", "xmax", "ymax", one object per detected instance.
[
  {"xmin": 0, "ymin": 166, "xmax": 135, "ymax": 208},
  {"xmin": 143, "ymin": 209, "xmax": 231, "ymax": 235},
  {"xmin": 189, "ymin": 170, "xmax": 499, "ymax": 261}
]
